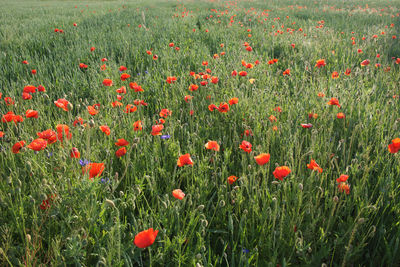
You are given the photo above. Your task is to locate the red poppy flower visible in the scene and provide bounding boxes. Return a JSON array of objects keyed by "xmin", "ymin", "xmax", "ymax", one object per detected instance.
[
  {"xmin": 4, "ymin": 97, "xmax": 14, "ymax": 106},
  {"xmin": 301, "ymin": 123, "xmax": 313, "ymax": 128},
  {"xmin": 307, "ymin": 159, "xmax": 323, "ymax": 173},
  {"xmin": 273, "ymin": 166, "xmax": 291, "ymax": 180},
  {"xmin": 134, "ymin": 228, "xmax": 159, "ymax": 248},
  {"xmin": 228, "ymin": 98, "xmax": 238, "ymax": 105},
  {"xmin": 54, "ymin": 99, "xmax": 70, "ymax": 111},
  {"xmin": 205, "ymin": 141, "xmax": 220, "ymax": 151},
  {"xmin": 327, "ymin": 98, "xmax": 341, "ymax": 108},
  {"xmin": 315, "ymin": 59, "xmax": 326, "ymax": 68},
  {"xmin": 23, "ymin": 85, "xmax": 36, "ymax": 93},
  {"xmin": 227, "ymin": 175, "xmax": 238, "ymax": 185},
  {"xmin": 151, "ymin": 124, "xmax": 163, "ymax": 136},
  {"xmin": 388, "ymin": 138, "xmax": 400, "ymax": 153},
  {"xmin": 239, "ymin": 71, "xmax": 247, "ymax": 77},
  {"xmin": 103, "ymin": 79, "xmax": 113, "ymax": 86},
  {"xmin": 120, "ymin": 73, "xmax": 131, "ymax": 81},
  {"xmin": 337, "ymin": 113, "xmax": 345, "ymax": 119},
  {"xmin": 115, "ymin": 138, "xmax": 129, "ymax": 146},
  {"xmin": 70, "ymin": 147, "xmax": 80, "ymax": 158},
  {"xmin": 133, "ymin": 120, "xmax": 143, "ymax": 131},
  {"xmin": 338, "ymin": 182, "xmax": 350, "ymax": 194},
  {"xmin": 31, "ymin": 69, "xmax": 37, "ymax": 75},
  {"xmin": 336, "ymin": 174, "xmax": 349, "ymax": 183},
  {"xmin": 218, "ymin": 102, "xmax": 229, "ymax": 113},
  {"xmin": 83, "ymin": 163, "xmax": 105, "ymax": 179},
  {"xmin": 239, "ymin": 140, "xmax": 252, "ymax": 153},
  {"xmin": 90, "ymin": 47, "xmax": 95, "ymax": 52},
  {"xmin": 22, "ymin": 92, "xmax": 32, "ymax": 100},
  {"xmin": 166, "ymin": 76, "xmax": 177, "ymax": 84},
  {"xmin": 177, "ymin": 153, "xmax": 193, "ymax": 167},
  {"xmin": 231, "ymin": 70, "xmax": 238, "ymax": 76},
  {"xmin": 99, "ymin": 125, "xmax": 111, "ymax": 136},
  {"xmin": 331, "ymin": 71, "xmax": 339, "ymax": 79},
  {"xmin": 26, "ymin": 109, "xmax": 38, "ymax": 118},
  {"xmin": 282, "ymin": 69, "xmax": 291, "ymax": 76},
  {"xmin": 125, "ymin": 104, "xmax": 137, "ymax": 113},
  {"xmin": 79, "ymin": 63, "xmax": 88, "ymax": 69},
  {"xmin": 360, "ymin": 59, "xmax": 370, "ymax": 66},
  {"xmin": 27, "ymin": 138, "xmax": 47, "ymax": 151},
  {"xmin": 344, "ymin": 68, "xmax": 351, "ymax": 76},
  {"xmin": 116, "ymin": 147, "xmax": 127, "ymax": 157},
  {"xmin": 37, "ymin": 129, "xmax": 57, "ymax": 144},
  {"xmin": 56, "ymin": 124, "xmax": 72, "ymax": 143},
  {"xmin": 172, "ymin": 189, "xmax": 185, "ymax": 200},
  {"xmin": 254, "ymin": 153, "xmax": 270, "ymax": 165},
  {"xmin": 12, "ymin": 141, "xmax": 26, "ymax": 154},
  {"xmin": 38, "ymin": 85, "xmax": 45, "ymax": 92},
  {"xmin": 87, "ymin": 105, "xmax": 99, "ymax": 116},
  {"xmin": 159, "ymin": 109, "xmax": 172, "ymax": 118}
]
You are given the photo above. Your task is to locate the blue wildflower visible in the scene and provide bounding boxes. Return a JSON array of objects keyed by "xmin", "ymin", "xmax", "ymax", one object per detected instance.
[
  {"xmin": 161, "ymin": 135, "xmax": 171, "ymax": 140},
  {"xmin": 79, "ymin": 159, "xmax": 90, "ymax": 166}
]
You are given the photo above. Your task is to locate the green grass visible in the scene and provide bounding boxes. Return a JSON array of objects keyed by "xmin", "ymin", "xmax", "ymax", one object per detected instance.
[{"xmin": 1, "ymin": 0, "xmax": 400, "ymax": 265}]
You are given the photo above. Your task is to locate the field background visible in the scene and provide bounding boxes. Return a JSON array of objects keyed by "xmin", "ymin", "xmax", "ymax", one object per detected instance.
[{"xmin": 1, "ymin": 0, "xmax": 400, "ymax": 266}]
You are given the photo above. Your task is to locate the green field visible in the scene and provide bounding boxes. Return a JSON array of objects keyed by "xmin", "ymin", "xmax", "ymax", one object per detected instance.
[{"xmin": 1, "ymin": 0, "xmax": 400, "ymax": 265}]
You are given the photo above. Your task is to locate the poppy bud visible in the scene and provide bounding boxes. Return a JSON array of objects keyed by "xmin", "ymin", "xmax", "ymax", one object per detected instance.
[
  {"xmin": 67, "ymin": 103, "xmax": 74, "ymax": 111},
  {"xmin": 26, "ymin": 234, "xmax": 31, "ymax": 243},
  {"xmin": 243, "ymin": 209, "xmax": 248, "ymax": 215},
  {"xmin": 298, "ymin": 183, "xmax": 303, "ymax": 191},
  {"xmin": 201, "ymin": 219, "xmax": 208, "ymax": 227},
  {"xmin": 333, "ymin": 196, "xmax": 339, "ymax": 203},
  {"xmin": 197, "ymin": 204, "xmax": 205, "ymax": 211},
  {"xmin": 105, "ymin": 199, "xmax": 116, "ymax": 209},
  {"xmin": 196, "ymin": 254, "xmax": 202, "ymax": 260},
  {"xmin": 358, "ymin": 218, "xmax": 365, "ymax": 224},
  {"xmin": 88, "ymin": 119, "xmax": 95, "ymax": 127},
  {"xmin": 219, "ymin": 200, "xmax": 225, "ymax": 207}
]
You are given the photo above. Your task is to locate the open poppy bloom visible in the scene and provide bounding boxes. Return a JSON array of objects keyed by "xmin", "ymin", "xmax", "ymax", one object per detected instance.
[
  {"xmin": 218, "ymin": 102, "xmax": 229, "ymax": 113},
  {"xmin": 227, "ymin": 175, "xmax": 238, "ymax": 185},
  {"xmin": 336, "ymin": 174, "xmax": 349, "ymax": 183},
  {"xmin": 205, "ymin": 141, "xmax": 220, "ymax": 151},
  {"xmin": 172, "ymin": 189, "xmax": 185, "ymax": 200},
  {"xmin": 159, "ymin": 109, "xmax": 172, "ymax": 118},
  {"xmin": 388, "ymin": 138, "xmax": 400, "ymax": 153},
  {"xmin": 208, "ymin": 104, "xmax": 218, "ymax": 111},
  {"xmin": 327, "ymin": 98, "xmax": 341, "ymax": 108},
  {"xmin": 70, "ymin": 147, "xmax": 80, "ymax": 158},
  {"xmin": 103, "ymin": 79, "xmax": 113, "ymax": 86},
  {"xmin": 301, "ymin": 123, "xmax": 313, "ymax": 128},
  {"xmin": 82, "ymin": 163, "xmax": 105, "ymax": 179},
  {"xmin": 120, "ymin": 73, "xmax": 131, "ymax": 81},
  {"xmin": 338, "ymin": 182, "xmax": 350, "ymax": 194},
  {"xmin": 99, "ymin": 125, "xmax": 111, "ymax": 136},
  {"xmin": 177, "ymin": 153, "xmax": 193, "ymax": 167},
  {"xmin": 360, "ymin": 59, "xmax": 370, "ymax": 66},
  {"xmin": 54, "ymin": 99, "xmax": 70, "ymax": 111},
  {"xmin": 228, "ymin": 98, "xmax": 238, "ymax": 105},
  {"xmin": 12, "ymin": 141, "xmax": 26, "ymax": 154},
  {"xmin": 151, "ymin": 124, "xmax": 163, "ymax": 136},
  {"xmin": 254, "ymin": 153, "xmax": 270, "ymax": 165},
  {"xmin": 133, "ymin": 120, "xmax": 143, "ymax": 131},
  {"xmin": 37, "ymin": 129, "xmax": 57, "ymax": 144},
  {"xmin": 23, "ymin": 85, "xmax": 36, "ymax": 93},
  {"xmin": 87, "ymin": 105, "xmax": 99, "ymax": 116},
  {"xmin": 125, "ymin": 104, "xmax": 137, "ymax": 113},
  {"xmin": 166, "ymin": 76, "xmax": 177, "ymax": 84},
  {"xmin": 307, "ymin": 159, "xmax": 323, "ymax": 173},
  {"xmin": 239, "ymin": 140, "xmax": 252, "ymax": 153},
  {"xmin": 337, "ymin": 113, "xmax": 345, "ymax": 119},
  {"xmin": 315, "ymin": 59, "xmax": 326, "ymax": 68},
  {"xmin": 116, "ymin": 147, "xmax": 127, "ymax": 157},
  {"xmin": 26, "ymin": 109, "xmax": 39, "ymax": 118},
  {"xmin": 134, "ymin": 228, "xmax": 159, "ymax": 248},
  {"xmin": 115, "ymin": 138, "xmax": 129, "ymax": 146},
  {"xmin": 56, "ymin": 124, "xmax": 72, "ymax": 143},
  {"xmin": 27, "ymin": 138, "xmax": 47, "ymax": 151},
  {"xmin": 273, "ymin": 166, "xmax": 291, "ymax": 180}
]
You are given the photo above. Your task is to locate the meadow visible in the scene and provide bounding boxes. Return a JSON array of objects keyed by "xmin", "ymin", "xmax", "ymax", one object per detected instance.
[{"xmin": 1, "ymin": 0, "xmax": 400, "ymax": 265}]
